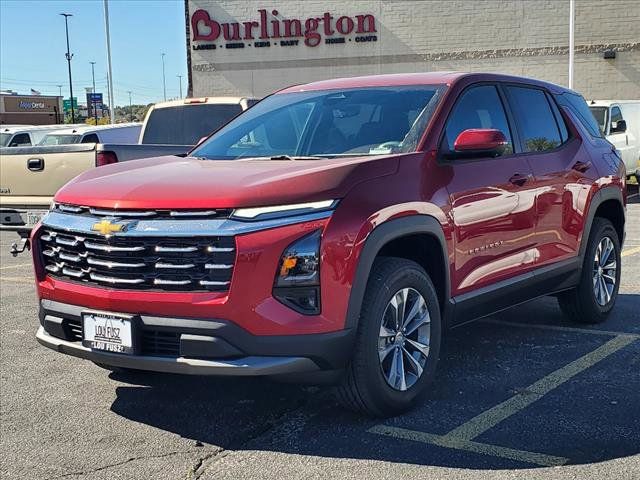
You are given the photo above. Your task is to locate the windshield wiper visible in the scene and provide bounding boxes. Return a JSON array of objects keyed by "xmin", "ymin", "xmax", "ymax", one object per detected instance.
[{"xmin": 269, "ymin": 155, "xmax": 326, "ymax": 160}]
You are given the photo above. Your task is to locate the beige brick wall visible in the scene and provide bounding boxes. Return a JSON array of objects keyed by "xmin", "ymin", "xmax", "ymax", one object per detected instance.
[{"xmin": 188, "ymin": 0, "xmax": 640, "ymax": 99}]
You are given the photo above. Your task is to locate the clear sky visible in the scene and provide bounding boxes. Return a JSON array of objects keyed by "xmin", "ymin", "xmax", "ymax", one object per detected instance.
[{"xmin": 0, "ymin": 0, "xmax": 187, "ymax": 107}]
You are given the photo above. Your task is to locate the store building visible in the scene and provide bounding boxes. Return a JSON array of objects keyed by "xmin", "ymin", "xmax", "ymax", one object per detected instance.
[
  {"xmin": 0, "ymin": 93, "xmax": 63, "ymax": 125},
  {"xmin": 185, "ymin": 0, "xmax": 640, "ymax": 100}
]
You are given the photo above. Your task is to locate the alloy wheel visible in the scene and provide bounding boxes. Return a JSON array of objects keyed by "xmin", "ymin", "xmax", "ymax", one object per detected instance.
[
  {"xmin": 593, "ymin": 236, "xmax": 617, "ymax": 306},
  {"xmin": 378, "ymin": 287, "xmax": 431, "ymax": 391}
]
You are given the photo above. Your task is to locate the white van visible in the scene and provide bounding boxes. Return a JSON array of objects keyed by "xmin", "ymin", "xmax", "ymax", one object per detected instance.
[
  {"xmin": 589, "ymin": 100, "xmax": 640, "ymax": 177},
  {"xmin": 0, "ymin": 124, "xmax": 84, "ymax": 147},
  {"xmin": 38, "ymin": 122, "xmax": 142, "ymax": 145}
]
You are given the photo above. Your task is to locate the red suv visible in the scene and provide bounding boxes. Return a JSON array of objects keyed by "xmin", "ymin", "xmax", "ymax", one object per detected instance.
[{"xmin": 33, "ymin": 72, "xmax": 626, "ymax": 416}]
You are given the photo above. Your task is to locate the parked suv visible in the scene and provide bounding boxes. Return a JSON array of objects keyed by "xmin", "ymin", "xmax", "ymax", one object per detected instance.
[{"xmin": 32, "ymin": 73, "xmax": 626, "ymax": 417}]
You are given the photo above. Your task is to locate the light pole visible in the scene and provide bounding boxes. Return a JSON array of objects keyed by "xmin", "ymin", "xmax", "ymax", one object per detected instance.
[
  {"xmin": 177, "ymin": 74, "xmax": 183, "ymax": 99},
  {"xmin": 56, "ymin": 85, "xmax": 62, "ymax": 96},
  {"xmin": 161, "ymin": 53, "xmax": 167, "ymax": 101},
  {"xmin": 60, "ymin": 13, "xmax": 74, "ymax": 123},
  {"xmin": 568, "ymin": 0, "xmax": 575, "ymax": 89},
  {"xmin": 90, "ymin": 61, "xmax": 98, "ymax": 125},
  {"xmin": 104, "ymin": 0, "xmax": 115, "ymax": 124},
  {"xmin": 127, "ymin": 91, "xmax": 133, "ymax": 122}
]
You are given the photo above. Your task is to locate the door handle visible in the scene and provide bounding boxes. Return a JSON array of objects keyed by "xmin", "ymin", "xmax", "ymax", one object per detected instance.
[
  {"xmin": 572, "ymin": 160, "xmax": 591, "ymax": 173},
  {"xmin": 509, "ymin": 173, "xmax": 530, "ymax": 186},
  {"xmin": 27, "ymin": 158, "xmax": 44, "ymax": 171}
]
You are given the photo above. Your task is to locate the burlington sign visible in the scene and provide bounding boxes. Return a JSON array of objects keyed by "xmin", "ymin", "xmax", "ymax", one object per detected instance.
[{"xmin": 190, "ymin": 8, "xmax": 377, "ymax": 50}]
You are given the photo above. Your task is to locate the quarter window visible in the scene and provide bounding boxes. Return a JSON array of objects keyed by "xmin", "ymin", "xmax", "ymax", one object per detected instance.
[
  {"xmin": 506, "ymin": 86, "xmax": 562, "ymax": 152},
  {"xmin": 9, "ymin": 133, "xmax": 31, "ymax": 146},
  {"xmin": 443, "ymin": 85, "xmax": 513, "ymax": 155}
]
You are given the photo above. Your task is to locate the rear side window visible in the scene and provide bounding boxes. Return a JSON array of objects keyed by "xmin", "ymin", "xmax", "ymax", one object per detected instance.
[
  {"xmin": 555, "ymin": 92, "xmax": 603, "ymax": 138},
  {"xmin": 81, "ymin": 133, "xmax": 100, "ymax": 143},
  {"xmin": 505, "ymin": 86, "xmax": 562, "ymax": 152},
  {"xmin": 443, "ymin": 85, "xmax": 513, "ymax": 154},
  {"xmin": 9, "ymin": 133, "xmax": 31, "ymax": 146}
]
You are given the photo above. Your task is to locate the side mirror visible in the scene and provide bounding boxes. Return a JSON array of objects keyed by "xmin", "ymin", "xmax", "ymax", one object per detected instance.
[
  {"xmin": 611, "ymin": 119, "xmax": 626, "ymax": 133},
  {"xmin": 452, "ymin": 129, "xmax": 508, "ymax": 158}
]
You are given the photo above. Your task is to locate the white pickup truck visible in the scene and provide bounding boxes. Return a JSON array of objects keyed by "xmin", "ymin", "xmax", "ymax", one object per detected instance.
[
  {"xmin": 589, "ymin": 100, "xmax": 640, "ymax": 179},
  {"xmin": 0, "ymin": 97, "xmax": 257, "ymax": 244}
]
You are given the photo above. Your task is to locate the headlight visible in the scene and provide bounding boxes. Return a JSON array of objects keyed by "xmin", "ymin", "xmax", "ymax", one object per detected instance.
[
  {"xmin": 232, "ymin": 200, "xmax": 336, "ymax": 221},
  {"xmin": 273, "ymin": 230, "xmax": 321, "ymax": 315}
]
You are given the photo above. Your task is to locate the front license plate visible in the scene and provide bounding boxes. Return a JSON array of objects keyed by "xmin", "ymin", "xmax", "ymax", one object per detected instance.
[
  {"xmin": 26, "ymin": 210, "xmax": 48, "ymax": 227},
  {"xmin": 82, "ymin": 313, "xmax": 133, "ymax": 354}
]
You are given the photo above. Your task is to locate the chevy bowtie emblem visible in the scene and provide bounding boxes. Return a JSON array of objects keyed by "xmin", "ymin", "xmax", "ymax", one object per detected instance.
[{"xmin": 92, "ymin": 219, "xmax": 126, "ymax": 235}]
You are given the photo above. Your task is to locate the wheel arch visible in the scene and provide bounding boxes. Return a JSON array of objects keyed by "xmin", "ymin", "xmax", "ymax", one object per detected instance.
[
  {"xmin": 581, "ymin": 187, "xmax": 625, "ymax": 258},
  {"xmin": 344, "ymin": 215, "xmax": 451, "ymax": 331}
]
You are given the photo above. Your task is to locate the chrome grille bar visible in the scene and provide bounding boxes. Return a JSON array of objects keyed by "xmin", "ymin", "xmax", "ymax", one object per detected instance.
[{"xmin": 39, "ymin": 227, "xmax": 235, "ymax": 292}]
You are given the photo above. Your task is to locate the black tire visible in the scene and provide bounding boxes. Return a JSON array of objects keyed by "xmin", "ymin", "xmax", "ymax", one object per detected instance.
[
  {"xmin": 335, "ymin": 257, "xmax": 442, "ymax": 417},
  {"xmin": 558, "ymin": 218, "xmax": 621, "ymax": 324}
]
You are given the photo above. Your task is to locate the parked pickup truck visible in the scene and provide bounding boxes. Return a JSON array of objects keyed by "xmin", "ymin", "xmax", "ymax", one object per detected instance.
[
  {"xmin": 0, "ymin": 97, "xmax": 257, "ymax": 240},
  {"xmin": 30, "ymin": 72, "xmax": 625, "ymax": 417}
]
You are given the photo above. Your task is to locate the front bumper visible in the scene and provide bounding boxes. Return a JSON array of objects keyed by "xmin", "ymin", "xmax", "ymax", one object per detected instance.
[{"xmin": 37, "ymin": 299, "xmax": 355, "ymax": 376}]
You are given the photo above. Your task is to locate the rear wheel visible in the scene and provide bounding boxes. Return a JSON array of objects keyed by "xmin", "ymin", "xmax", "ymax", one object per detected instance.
[
  {"xmin": 335, "ymin": 257, "xmax": 441, "ymax": 417},
  {"xmin": 558, "ymin": 218, "xmax": 621, "ymax": 324}
]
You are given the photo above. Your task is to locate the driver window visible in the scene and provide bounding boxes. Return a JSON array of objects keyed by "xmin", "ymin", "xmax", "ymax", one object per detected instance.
[{"xmin": 444, "ymin": 85, "xmax": 513, "ymax": 155}]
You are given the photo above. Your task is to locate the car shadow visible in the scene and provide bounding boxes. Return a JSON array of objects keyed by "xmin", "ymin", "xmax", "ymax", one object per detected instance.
[{"xmin": 109, "ymin": 293, "xmax": 640, "ymax": 470}]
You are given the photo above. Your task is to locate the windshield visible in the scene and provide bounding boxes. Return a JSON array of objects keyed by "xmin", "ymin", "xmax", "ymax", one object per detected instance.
[
  {"xmin": 589, "ymin": 106, "xmax": 608, "ymax": 133},
  {"xmin": 39, "ymin": 134, "xmax": 82, "ymax": 145},
  {"xmin": 142, "ymin": 104, "xmax": 243, "ymax": 145},
  {"xmin": 191, "ymin": 85, "xmax": 446, "ymax": 160},
  {"xmin": 0, "ymin": 133, "xmax": 11, "ymax": 146}
]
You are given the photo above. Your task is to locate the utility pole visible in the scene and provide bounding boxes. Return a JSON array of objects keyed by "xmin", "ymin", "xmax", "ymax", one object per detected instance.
[
  {"xmin": 177, "ymin": 74, "xmax": 183, "ymax": 99},
  {"xmin": 60, "ymin": 13, "xmax": 74, "ymax": 123},
  {"xmin": 104, "ymin": 0, "xmax": 115, "ymax": 124},
  {"xmin": 161, "ymin": 53, "xmax": 167, "ymax": 101},
  {"xmin": 568, "ymin": 0, "xmax": 575, "ymax": 89},
  {"xmin": 127, "ymin": 91, "xmax": 133, "ymax": 122},
  {"xmin": 90, "ymin": 61, "xmax": 98, "ymax": 125}
]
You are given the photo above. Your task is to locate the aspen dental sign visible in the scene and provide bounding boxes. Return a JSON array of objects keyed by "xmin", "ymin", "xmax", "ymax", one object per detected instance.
[{"xmin": 190, "ymin": 8, "xmax": 377, "ymax": 51}]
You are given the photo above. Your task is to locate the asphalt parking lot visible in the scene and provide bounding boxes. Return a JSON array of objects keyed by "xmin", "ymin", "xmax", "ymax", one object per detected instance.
[{"xmin": 1, "ymin": 186, "xmax": 639, "ymax": 480}]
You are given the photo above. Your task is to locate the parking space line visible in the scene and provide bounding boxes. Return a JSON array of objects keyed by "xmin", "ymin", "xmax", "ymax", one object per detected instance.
[
  {"xmin": 0, "ymin": 262, "xmax": 32, "ymax": 270},
  {"xmin": 369, "ymin": 335, "xmax": 635, "ymax": 466},
  {"xmin": 0, "ymin": 276, "xmax": 34, "ymax": 284},
  {"xmin": 621, "ymin": 246, "xmax": 640, "ymax": 257},
  {"xmin": 369, "ymin": 425, "xmax": 568, "ymax": 467},
  {"xmin": 480, "ymin": 318, "xmax": 640, "ymax": 339},
  {"xmin": 446, "ymin": 335, "xmax": 635, "ymax": 441}
]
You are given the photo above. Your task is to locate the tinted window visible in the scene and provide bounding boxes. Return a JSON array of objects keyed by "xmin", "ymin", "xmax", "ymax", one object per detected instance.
[
  {"xmin": 9, "ymin": 133, "xmax": 31, "ymax": 146},
  {"xmin": 142, "ymin": 104, "xmax": 243, "ymax": 145},
  {"xmin": 444, "ymin": 85, "xmax": 513, "ymax": 154},
  {"xmin": 546, "ymin": 93, "xmax": 569, "ymax": 143},
  {"xmin": 81, "ymin": 133, "xmax": 100, "ymax": 143},
  {"xmin": 193, "ymin": 86, "xmax": 446, "ymax": 159},
  {"xmin": 556, "ymin": 92, "xmax": 603, "ymax": 138},
  {"xmin": 506, "ymin": 86, "xmax": 561, "ymax": 152},
  {"xmin": 0, "ymin": 133, "xmax": 11, "ymax": 146}
]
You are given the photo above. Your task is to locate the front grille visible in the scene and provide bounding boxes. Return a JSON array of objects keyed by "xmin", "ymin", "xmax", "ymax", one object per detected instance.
[
  {"xmin": 39, "ymin": 228, "xmax": 235, "ymax": 292},
  {"xmin": 61, "ymin": 318, "xmax": 180, "ymax": 356}
]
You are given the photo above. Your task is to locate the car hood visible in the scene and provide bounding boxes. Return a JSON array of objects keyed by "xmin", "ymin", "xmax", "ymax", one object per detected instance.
[{"xmin": 54, "ymin": 155, "xmax": 399, "ymax": 209}]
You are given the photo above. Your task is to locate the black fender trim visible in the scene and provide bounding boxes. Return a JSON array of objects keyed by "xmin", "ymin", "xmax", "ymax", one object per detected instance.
[
  {"xmin": 580, "ymin": 186, "xmax": 626, "ymax": 256},
  {"xmin": 344, "ymin": 215, "xmax": 450, "ymax": 331}
]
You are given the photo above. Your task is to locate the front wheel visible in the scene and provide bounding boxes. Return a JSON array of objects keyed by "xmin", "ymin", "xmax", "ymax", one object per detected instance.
[
  {"xmin": 558, "ymin": 218, "xmax": 621, "ymax": 324},
  {"xmin": 335, "ymin": 257, "xmax": 442, "ymax": 417}
]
